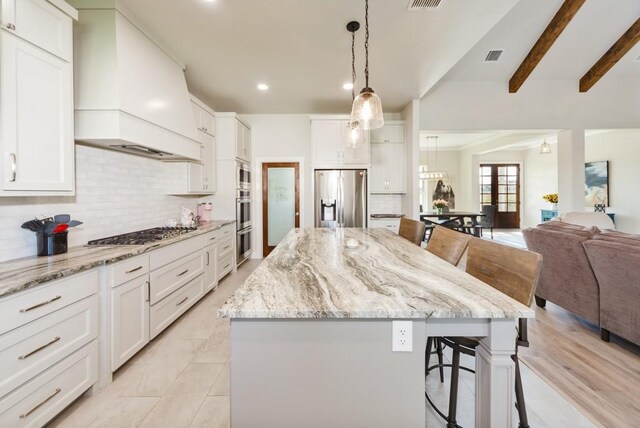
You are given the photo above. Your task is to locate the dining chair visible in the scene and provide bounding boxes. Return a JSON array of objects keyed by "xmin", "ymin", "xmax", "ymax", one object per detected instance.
[
  {"xmin": 426, "ymin": 226, "xmax": 472, "ymax": 266},
  {"xmin": 398, "ymin": 217, "xmax": 426, "ymax": 246},
  {"xmin": 477, "ymin": 205, "xmax": 497, "ymax": 239},
  {"xmin": 425, "ymin": 238, "xmax": 542, "ymax": 428}
]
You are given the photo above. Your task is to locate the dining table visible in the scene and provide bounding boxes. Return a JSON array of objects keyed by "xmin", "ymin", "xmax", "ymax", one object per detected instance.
[{"xmin": 420, "ymin": 211, "xmax": 485, "ymax": 237}]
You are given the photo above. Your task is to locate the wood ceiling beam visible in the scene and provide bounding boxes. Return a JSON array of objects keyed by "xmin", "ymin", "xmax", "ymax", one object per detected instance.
[
  {"xmin": 509, "ymin": 0, "xmax": 586, "ymax": 93},
  {"xmin": 579, "ymin": 18, "xmax": 640, "ymax": 92}
]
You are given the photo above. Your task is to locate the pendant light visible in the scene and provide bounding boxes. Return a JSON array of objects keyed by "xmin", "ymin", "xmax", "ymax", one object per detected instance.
[
  {"xmin": 419, "ymin": 136, "xmax": 449, "ymax": 180},
  {"xmin": 346, "ymin": 21, "xmax": 364, "ymax": 148},
  {"xmin": 350, "ymin": 0, "xmax": 384, "ymax": 130},
  {"xmin": 540, "ymin": 138, "xmax": 552, "ymax": 154}
]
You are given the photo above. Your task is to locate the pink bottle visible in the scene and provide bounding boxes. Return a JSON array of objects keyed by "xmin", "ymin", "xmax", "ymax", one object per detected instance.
[{"xmin": 197, "ymin": 202, "xmax": 212, "ymax": 223}]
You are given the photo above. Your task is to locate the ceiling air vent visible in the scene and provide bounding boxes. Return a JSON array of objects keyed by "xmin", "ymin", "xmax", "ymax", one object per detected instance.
[
  {"xmin": 484, "ymin": 49, "xmax": 504, "ymax": 63},
  {"xmin": 407, "ymin": 0, "xmax": 444, "ymax": 12},
  {"xmin": 635, "ymin": 55, "xmax": 640, "ymax": 62}
]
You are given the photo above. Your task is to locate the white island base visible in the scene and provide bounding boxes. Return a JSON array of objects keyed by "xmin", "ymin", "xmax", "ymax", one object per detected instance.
[{"xmin": 229, "ymin": 317, "xmax": 516, "ymax": 428}]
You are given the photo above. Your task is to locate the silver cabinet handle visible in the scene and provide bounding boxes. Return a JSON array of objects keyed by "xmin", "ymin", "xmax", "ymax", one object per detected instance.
[
  {"xmin": 145, "ymin": 281, "xmax": 150, "ymax": 302},
  {"xmin": 20, "ymin": 388, "xmax": 61, "ymax": 419},
  {"xmin": 126, "ymin": 266, "xmax": 143, "ymax": 274},
  {"xmin": 206, "ymin": 251, "xmax": 210, "ymax": 266},
  {"xmin": 223, "ymin": 263, "xmax": 230, "ymax": 270},
  {"xmin": 19, "ymin": 337, "xmax": 61, "ymax": 360},
  {"xmin": 9, "ymin": 153, "xmax": 16, "ymax": 182},
  {"xmin": 209, "ymin": 236, "xmax": 217, "ymax": 241},
  {"xmin": 177, "ymin": 269, "xmax": 189, "ymax": 277},
  {"xmin": 176, "ymin": 297, "xmax": 188, "ymax": 306},
  {"xmin": 20, "ymin": 296, "xmax": 61, "ymax": 313}
]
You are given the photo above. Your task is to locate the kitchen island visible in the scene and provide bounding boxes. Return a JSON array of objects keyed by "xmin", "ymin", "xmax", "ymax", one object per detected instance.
[{"xmin": 219, "ymin": 228, "xmax": 534, "ymax": 428}]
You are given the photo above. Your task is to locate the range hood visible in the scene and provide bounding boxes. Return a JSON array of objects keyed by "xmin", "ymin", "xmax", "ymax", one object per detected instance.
[{"xmin": 70, "ymin": 1, "xmax": 201, "ymax": 161}]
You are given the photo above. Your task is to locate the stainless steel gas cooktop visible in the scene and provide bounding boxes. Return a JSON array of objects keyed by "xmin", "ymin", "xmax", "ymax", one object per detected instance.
[{"xmin": 87, "ymin": 227, "xmax": 197, "ymax": 246}]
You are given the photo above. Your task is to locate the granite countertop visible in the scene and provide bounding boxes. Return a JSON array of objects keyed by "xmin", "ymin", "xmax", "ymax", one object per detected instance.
[
  {"xmin": 370, "ymin": 214, "xmax": 405, "ymax": 219},
  {"xmin": 219, "ymin": 228, "xmax": 534, "ymax": 320},
  {"xmin": 0, "ymin": 220, "xmax": 236, "ymax": 299}
]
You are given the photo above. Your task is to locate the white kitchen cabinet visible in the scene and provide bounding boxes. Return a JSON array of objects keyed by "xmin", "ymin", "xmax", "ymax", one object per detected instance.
[
  {"xmin": 203, "ymin": 242, "xmax": 218, "ymax": 293},
  {"xmin": 171, "ymin": 128, "xmax": 216, "ymax": 195},
  {"xmin": 235, "ymin": 120, "xmax": 251, "ymax": 162},
  {"xmin": 0, "ymin": 0, "xmax": 75, "ymax": 61},
  {"xmin": 369, "ymin": 122, "xmax": 406, "ymax": 194},
  {"xmin": 369, "ymin": 218, "xmax": 401, "ymax": 234},
  {"xmin": 110, "ymin": 276, "xmax": 149, "ymax": 371},
  {"xmin": 191, "ymin": 97, "xmax": 215, "ymax": 136},
  {"xmin": 216, "ymin": 113, "xmax": 251, "ymax": 163},
  {"xmin": 0, "ymin": 3, "xmax": 76, "ymax": 196},
  {"xmin": 311, "ymin": 118, "xmax": 370, "ymax": 167}
]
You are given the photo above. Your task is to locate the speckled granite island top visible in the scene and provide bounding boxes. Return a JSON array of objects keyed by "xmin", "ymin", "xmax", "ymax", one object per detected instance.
[
  {"xmin": 219, "ymin": 228, "xmax": 534, "ymax": 319},
  {"xmin": 0, "ymin": 220, "xmax": 235, "ymax": 299}
]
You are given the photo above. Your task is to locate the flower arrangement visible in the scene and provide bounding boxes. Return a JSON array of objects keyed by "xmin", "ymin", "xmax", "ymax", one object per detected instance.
[
  {"xmin": 542, "ymin": 193, "xmax": 558, "ymax": 204},
  {"xmin": 433, "ymin": 199, "xmax": 449, "ymax": 209}
]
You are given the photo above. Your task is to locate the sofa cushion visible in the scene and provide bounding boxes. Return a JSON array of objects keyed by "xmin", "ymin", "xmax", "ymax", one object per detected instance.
[
  {"xmin": 558, "ymin": 212, "xmax": 615, "ymax": 230},
  {"xmin": 593, "ymin": 230, "xmax": 640, "ymax": 246},
  {"xmin": 537, "ymin": 221, "xmax": 600, "ymax": 238}
]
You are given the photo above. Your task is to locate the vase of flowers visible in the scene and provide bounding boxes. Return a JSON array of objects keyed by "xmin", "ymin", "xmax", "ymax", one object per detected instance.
[
  {"xmin": 542, "ymin": 193, "xmax": 558, "ymax": 210},
  {"xmin": 433, "ymin": 199, "xmax": 449, "ymax": 215}
]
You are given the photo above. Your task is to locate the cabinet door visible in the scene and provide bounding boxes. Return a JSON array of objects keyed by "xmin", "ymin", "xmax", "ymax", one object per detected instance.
[
  {"xmin": 371, "ymin": 123, "xmax": 405, "ymax": 143},
  {"xmin": 369, "ymin": 143, "xmax": 388, "ymax": 193},
  {"xmin": 386, "ymin": 142, "xmax": 406, "ymax": 193},
  {"xmin": 242, "ymin": 124, "xmax": 251, "ymax": 160},
  {"xmin": 1, "ymin": 32, "xmax": 74, "ymax": 192},
  {"xmin": 311, "ymin": 120, "xmax": 342, "ymax": 165},
  {"xmin": 341, "ymin": 122, "xmax": 370, "ymax": 165},
  {"xmin": 111, "ymin": 276, "xmax": 149, "ymax": 371},
  {"xmin": 234, "ymin": 120, "xmax": 244, "ymax": 160},
  {"xmin": 191, "ymin": 100, "xmax": 202, "ymax": 130},
  {"xmin": 201, "ymin": 132, "xmax": 216, "ymax": 193},
  {"xmin": 2, "ymin": 0, "xmax": 73, "ymax": 61},
  {"xmin": 201, "ymin": 110, "xmax": 215, "ymax": 136},
  {"xmin": 188, "ymin": 161, "xmax": 204, "ymax": 192},
  {"xmin": 203, "ymin": 243, "xmax": 218, "ymax": 293}
]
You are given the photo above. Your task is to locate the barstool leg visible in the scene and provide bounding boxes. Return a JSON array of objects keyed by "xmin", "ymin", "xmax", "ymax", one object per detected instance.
[
  {"xmin": 446, "ymin": 348, "xmax": 461, "ymax": 428},
  {"xmin": 512, "ymin": 353, "xmax": 530, "ymax": 428},
  {"xmin": 436, "ymin": 339, "xmax": 444, "ymax": 383},
  {"xmin": 425, "ymin": 337, "xmax": 433, "ymax": 377}
]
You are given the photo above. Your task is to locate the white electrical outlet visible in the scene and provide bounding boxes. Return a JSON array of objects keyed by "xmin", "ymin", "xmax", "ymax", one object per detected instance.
[{"xmin": 392, "ymin": 320, "xmax": 413, "ymax": 352}]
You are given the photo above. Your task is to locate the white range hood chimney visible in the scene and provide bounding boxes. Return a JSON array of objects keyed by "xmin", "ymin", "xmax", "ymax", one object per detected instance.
[{"xmin": 70, "ymin": 0, "xmax": 201, "ymax": 160}]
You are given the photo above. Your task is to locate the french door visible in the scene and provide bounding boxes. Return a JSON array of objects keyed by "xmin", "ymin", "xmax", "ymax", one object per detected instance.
[
  {"xmin": 262, "ymin": 163, "xmax": 300, "ymax": 257},
  {"xmin": 479, "ymin": 164, "xmax": 520, "ymax": 228}
]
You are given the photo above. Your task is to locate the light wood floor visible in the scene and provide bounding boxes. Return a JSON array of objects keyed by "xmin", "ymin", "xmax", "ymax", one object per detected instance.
[{"xmin": 520, "ymin": 302, "xmax": 640, "ymax": 428}]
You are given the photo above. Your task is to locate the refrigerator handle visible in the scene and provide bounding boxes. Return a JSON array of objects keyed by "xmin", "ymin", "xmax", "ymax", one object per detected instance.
[
  {"xmin": 338, "ymin": 174, "xmax": 343, "ymax": 227},
  {"xmin": 361, "ymin": 171, "xmax": 367, "ymax": 228}
]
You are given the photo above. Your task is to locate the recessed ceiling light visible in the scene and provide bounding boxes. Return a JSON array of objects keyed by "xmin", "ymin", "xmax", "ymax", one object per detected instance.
[
  {"xmin": 257, "ymin": 83, "xmax": 269, "ymax": 91},
  {"xmin": 343, "ymin": 82, "xmax": 354, "ymax": 90}
]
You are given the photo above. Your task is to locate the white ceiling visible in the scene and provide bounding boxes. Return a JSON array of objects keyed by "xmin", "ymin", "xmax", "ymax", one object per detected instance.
[
  {"xmin": 419, "ymin": 130, "xmax": 553, "ymax": 151},
  {"xmin": 419, "ymin": 131, "xmax": 508, "ymax": 149},
  {"xmin": 443, "ymin": 0, "xmax": 640, "ymax": 83},
  {"xmin": 117, "ymin": 0, "xmax": 518, "ymax": 113}
]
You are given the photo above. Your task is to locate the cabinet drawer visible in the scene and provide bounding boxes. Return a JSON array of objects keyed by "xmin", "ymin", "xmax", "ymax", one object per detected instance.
[
  {"xmin": 149, "ymin": 275, "xmax": 204, "ymax": 339},
  {"xmin": 149, "ymin": 251, "xmax": 204, "ymax": 305},
  {"xmin": 217, "ymin": 253, "xmax": 233, "ymax": 280},
  {"xmin": 2, "ymin": 0, "xmax": 74, "ymax": 61},
  {"xmin": 220, "ymin": 224, "xmax": 234, "ymax": 238},
  {"xmin": 0, "ymin": 270, "xmax": 98, "ymax": 336},
  {"xmin": 217, "ymin": 236, "xmax": 234, "ymax": 259},
  {"xmin": 0, "ymin": 295, "xmax": 97, "ymax": 398},
  {"xmin": 149, "ymin": 237, "xmax": 204, "ymax": 271},
  {"xmin": 202, "ymin": 230, "xmax": 220, "ymax": 244},
  {"xmin": 0, "ymin": 341, "xmax": 97, "ymax": 428},
  {"xmin": 108, "ymin": 254, "xmax": 149, "ymax": 287}
]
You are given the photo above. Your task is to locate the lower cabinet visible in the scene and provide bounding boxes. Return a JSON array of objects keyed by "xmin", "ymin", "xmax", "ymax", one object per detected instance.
[
  {"xmin": 149, "ymin": 274, "xmax": 205, "ymax": 340},
  {"xmin": 0, "ymin": 341, "xmax": 98, "ymax": 427},
  {"xmin": 204, "ymin": 242, "xmax": 218, "ymax": 293},
  {"xmin": 110, "ymin": 276, "xmax": 149, "ymax": 371},
  {"xmin": 369, "ymin": 218, "xmax": 401, "ymax": 234}
]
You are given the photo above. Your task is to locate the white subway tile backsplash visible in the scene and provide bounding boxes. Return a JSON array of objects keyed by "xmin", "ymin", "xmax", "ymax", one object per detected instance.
[
  {"xmin": 0, "ymin": 145, "xmax": 212, "ymax": 262},
  {"xmin": 370, "ymin": 195, "xmax": 403, "ymax": 215}
]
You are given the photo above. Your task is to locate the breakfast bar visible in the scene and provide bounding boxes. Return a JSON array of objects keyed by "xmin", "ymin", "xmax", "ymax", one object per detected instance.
[{"xmin": 219, "ymin": 228, "xmax": 534, "ymax": 428}]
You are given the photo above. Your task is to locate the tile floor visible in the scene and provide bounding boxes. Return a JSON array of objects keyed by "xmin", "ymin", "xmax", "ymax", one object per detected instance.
[{"xmin": 50, "ymin": 258, "xmax": 595, "ymax": 428}]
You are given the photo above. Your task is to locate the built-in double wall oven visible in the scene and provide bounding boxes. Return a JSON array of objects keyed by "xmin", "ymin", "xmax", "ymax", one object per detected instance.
[{"xmin": 236, "ymin": 160, "xmax": 252, "ymax": 265}]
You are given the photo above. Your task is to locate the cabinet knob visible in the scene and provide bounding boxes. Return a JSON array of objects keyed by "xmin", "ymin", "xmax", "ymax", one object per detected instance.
[{"xmin": 6, "ymin": 23, "xmax": 15, "ymax": 30}]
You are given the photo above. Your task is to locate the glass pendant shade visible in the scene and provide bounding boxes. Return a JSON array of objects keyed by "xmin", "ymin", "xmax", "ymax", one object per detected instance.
[
  {"xmin": 350, "ymin": 88, "xmax": 384, "ymax": 130},
  {"xmin": 540, "ymin": 140, "xmax": 551, "ymax": 154},
  {"xmin": 346, "ymin": 121, "xmax": 364, "ymax": 148}
]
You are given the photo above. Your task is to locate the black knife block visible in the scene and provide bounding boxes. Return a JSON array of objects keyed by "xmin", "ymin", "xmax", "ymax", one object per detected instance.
[{"xmin": 37, "ymin": 232, "xmax": 68, "ymax": 257}]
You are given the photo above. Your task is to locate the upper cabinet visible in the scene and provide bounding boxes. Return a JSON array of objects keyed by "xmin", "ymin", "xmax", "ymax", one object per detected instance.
[
  {"xmin": 370, "ymin": 122, "xmax": 406, "ymax": 194},
  {"xmin": 0, "ymin": 0, "xmax": 77, "ymax": 196},
  {"xmin": 311, "ymin": 118, "xmax": 370, "ymax": 167},
  {"xmin": 216, "ymin": 113, "xmax": 251, "ymax": 163},
  {"xmin": 191, "ymin": 99, "xmax": 215, "ymax": 136}
]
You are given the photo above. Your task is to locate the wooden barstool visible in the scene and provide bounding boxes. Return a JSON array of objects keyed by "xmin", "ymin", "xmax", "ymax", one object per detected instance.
[
  {"xmin": 398, "ymin": 217, "xmax": 426, "ymax": 246},
  {"xmin": 426, "ymin": 226, "xmax": 472, "ymax": 266},
  {"xmin": 425, "ymin": 238, "xmax": 542, "ymax": 428}
]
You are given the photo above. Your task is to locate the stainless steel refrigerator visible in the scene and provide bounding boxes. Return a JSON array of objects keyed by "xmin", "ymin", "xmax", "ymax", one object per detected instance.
[{"xmin": 314, "ymin": 169, "xmax": 367, "ymax": 228}]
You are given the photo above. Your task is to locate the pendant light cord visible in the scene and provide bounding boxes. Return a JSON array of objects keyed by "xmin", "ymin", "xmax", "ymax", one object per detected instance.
[
  {"xmin": 364, "ymin": 0, "xmax": 370, "ymax": 88},
  {"xmin": 351, "ymin": 30, "xmax": 356, "ymax": 101}
]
